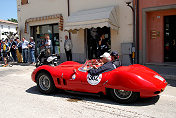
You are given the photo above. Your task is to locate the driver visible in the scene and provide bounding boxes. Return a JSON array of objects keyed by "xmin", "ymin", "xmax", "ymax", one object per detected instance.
[{"xmin": 87, "ymin": 52, "xmax": 116, "ymax": 76}]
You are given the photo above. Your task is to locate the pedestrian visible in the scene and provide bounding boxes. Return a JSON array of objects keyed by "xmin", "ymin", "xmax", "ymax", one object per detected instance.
[
  {"xmin": 28, "ymin": 37, "xmax": 35, "ymax": 64},
  {"xmin": 45, "ymin": 35, "xmax": 51, "ymax": 56},
  {"xmin": 16, "ymin": 38, "xmax": 23, "ymax": 63},
  {"xmin": 22, "ymin": 37, "xmax": 29, "ymax": 63},
  {"xmin": 9, "ymin": 38, "xmax": 17, "ymax": 62},
  {"xmin": 98, "ymin": 34, "xmax": 110, "ymax": 56},
  {"xmin": 0, "ymin": 39, "xmax": 2, "ymax": 61},
  {"xmin": 64, "ymin": 35, "xmax": 72, "ymax": 61},
  {"xmin": 1, "ymin": 39, "xmax": 10, "ymax": 66}
]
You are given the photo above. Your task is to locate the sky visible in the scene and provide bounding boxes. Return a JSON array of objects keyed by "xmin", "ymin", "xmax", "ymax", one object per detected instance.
[{"xmin": 0, "ymin": 0, "xmax": 17, "ymax": 20}]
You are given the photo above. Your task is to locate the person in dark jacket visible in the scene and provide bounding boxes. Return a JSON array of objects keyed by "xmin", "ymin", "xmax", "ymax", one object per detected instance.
[
  {"xmin": 110, "ymin": 51, "xmax": 121, "ymax": 68},
  {"xmin": 88, "ymin": 52, "xmax": 116, "ymax": 76},
  {"xmin": 28, "ymin": 37, "xmax": 35, "ymax": 64},
  {"xmin": 9, "ymin": 39, "xmax": 17, "ymax": 62}
]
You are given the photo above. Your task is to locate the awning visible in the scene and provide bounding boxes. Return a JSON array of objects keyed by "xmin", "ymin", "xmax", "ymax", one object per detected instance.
[
  {"xmin": 24, "ymin": 14, "xmax": 63, "ymax": 33},
  {"xmin": 65, "ymin": 6, "xmax": 119, "ymax": 31}
]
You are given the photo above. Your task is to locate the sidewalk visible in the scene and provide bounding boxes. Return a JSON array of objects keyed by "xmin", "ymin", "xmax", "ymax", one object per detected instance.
[{"xmin": 145, "ymin": 64, "xmax": 176, "ymax": 81}]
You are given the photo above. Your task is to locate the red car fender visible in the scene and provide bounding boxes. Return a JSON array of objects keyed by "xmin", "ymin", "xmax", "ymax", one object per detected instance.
[
  {"xmin": 31, "ymin": 65, "xmax": 59, "ymax": 83},
  {"xmin": 104, "ymin": 70, "xmax": 157, "ymax": 92}
]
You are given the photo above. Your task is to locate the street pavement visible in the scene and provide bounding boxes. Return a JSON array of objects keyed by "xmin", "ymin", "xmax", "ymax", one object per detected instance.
[{"xmin": 0, "ymin": 65, "xmax": 176, "ymax": 118}]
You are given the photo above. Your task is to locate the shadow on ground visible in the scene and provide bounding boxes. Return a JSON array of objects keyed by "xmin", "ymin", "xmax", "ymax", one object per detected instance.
[{"xmin": 26, "ymin": 86, "xmax": 160, "ymax": 106}]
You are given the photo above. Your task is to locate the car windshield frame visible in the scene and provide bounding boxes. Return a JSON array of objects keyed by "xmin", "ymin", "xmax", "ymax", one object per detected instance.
[{"xmin": 78, "ymin": 59, "xmax": 102, "ymax": 72}]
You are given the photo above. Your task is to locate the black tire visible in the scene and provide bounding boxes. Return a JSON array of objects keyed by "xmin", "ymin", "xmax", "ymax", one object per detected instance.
[
  {"xmin": 36, "ymin": 72, "xmax": 56, "ymax": 94},
  {"xmin": 109, "ymin": 89, "xmax": 139, "ymax": 103}
]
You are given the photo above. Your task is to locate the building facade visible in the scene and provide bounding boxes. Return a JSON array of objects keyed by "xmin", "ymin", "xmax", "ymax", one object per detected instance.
[
  {"xmin": 0, "ymin": 20, "xmax": 18, "ymax": 40},
  {"xmin": 17, "ymin": 0, "xmax": 133, "ymax": 63},
  {"xmin": 138, "ymin": 0, "xmax": 176, "ymax": 64}
]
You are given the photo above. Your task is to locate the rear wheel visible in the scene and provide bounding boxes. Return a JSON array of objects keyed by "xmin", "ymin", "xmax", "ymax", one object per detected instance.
[
  {"xmin": 110, "ymin": 89, "xmax": 139, "ymax": 103},
  {"xmin": 36, "ymin": 72, "xmax": 56, "ymax": 94}
]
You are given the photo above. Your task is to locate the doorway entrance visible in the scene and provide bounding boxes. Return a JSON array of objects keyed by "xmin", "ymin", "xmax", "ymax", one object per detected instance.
[
  {"xmin": 164, "ymin": 15, "xmax": 176, "ymax": 62},
  {"xmin": 87, "ymin": 27, "xmax": 111, "ymax": 59},
  {"xmin": 31, "ymin": 24, "xmax": 60, "ymax": 57}
]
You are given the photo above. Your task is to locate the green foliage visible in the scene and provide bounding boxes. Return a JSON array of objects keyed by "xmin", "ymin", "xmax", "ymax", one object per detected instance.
[{"xmin": 7, "ymin": 18, "xmax": 18, "ymax": 23}]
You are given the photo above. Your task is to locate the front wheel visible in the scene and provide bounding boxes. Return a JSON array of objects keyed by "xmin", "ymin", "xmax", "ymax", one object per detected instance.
[
  {"xmin": 110, "ymin": 89, "xmax": 139, "ymax": 103},
  {"xmin": 36, "ymin": 72, "xmax": 56, "ymax": 94}
]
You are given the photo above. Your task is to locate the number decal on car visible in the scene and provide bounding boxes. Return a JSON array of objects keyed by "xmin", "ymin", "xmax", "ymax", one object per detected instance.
[{"xmin": 87, "ymin": 74, "xmax": 102, "ymax": 85}]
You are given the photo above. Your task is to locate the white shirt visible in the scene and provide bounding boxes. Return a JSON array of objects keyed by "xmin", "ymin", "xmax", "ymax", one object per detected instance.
[
  {"xmin": 45, "ymin": 39, "xmax": 51, "ymax": 49},
  {"xmin": 64, "ymin": 39, "xmax": 72, "ymax": 51},
  {"xmin": 22, "ymin": 40, "xmax": 29, "ymax": 49}
]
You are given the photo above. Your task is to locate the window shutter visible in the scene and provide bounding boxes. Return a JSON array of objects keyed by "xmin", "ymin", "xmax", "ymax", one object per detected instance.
[{"xmin": 21, "ymin": 0, "xmax": 28, "ymax": 5}]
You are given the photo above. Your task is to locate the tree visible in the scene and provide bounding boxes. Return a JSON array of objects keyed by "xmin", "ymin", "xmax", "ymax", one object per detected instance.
[
  {"xmin": 7, "ymin": 18, "xmax": 18, "ymax": 23},
  {"xmin": 4, "ymin": 32, "xmax": 18, "ymax": 39}
]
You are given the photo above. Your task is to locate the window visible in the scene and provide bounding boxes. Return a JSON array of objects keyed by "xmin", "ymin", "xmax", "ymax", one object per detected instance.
[
  {"xmin": 8, "ymin": 26, "xmax": 10, "ymax": 30},
  {"xmin": 21, "ymin": 0, "xmax": 28, "ymax": 5},
  {"xmin": 1, "ymin": 25, "xmax": 3, "ymax": 29}
]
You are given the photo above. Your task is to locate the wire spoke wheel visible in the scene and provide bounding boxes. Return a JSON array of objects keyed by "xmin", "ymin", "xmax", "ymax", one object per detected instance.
[
  {"xmin": 39, "ymin": 75, "xmax": 51, "ymax": 91},
  {"xmin": 110, "ymin": 89, "xmax": 139, "ymax": 103},
  {"xmin": 114, "ymin": 89, "xmax": 132, "ymax": 100},
  {"xmin": 37, "ymin": 72, "xmax": 56, "ymax": 94}
]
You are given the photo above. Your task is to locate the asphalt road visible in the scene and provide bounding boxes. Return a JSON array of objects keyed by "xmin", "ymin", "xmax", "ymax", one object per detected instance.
[{"xmin": 0, "ymin": 65, "xmax": 176, "ymax": 118}]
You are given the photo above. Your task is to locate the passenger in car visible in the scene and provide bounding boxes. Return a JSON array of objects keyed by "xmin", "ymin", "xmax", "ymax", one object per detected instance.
[{"xmin": 110, "ymin": 51, "xmax": 121, "ymax": 68}]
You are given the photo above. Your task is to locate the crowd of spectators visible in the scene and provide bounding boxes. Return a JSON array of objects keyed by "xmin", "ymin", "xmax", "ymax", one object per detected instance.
[{"xmin": 0, "ymin": 37, "xmax": 36, "ymax": 66}]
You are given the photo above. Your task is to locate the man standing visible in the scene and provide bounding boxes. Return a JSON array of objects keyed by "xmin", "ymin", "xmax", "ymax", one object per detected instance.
[
  {"xmin": 45, "ymin": 35, "xmax": 51, "ymax": 56},
  {"xmin": 28, "ymin": 37, "xmax": 35, "ymax": 64},
  {"xmin": 16, "ymin": 39, "xmax": 23, "ymax": 63},
  {"xmin": 22, "ymin": 37, "xmax": 29, "ymax": 63},
  {"xmin": 9, "ymin": 39, "xmax": 17, "ymax": 62},
  {"xmin": 64, "ymin": 35, "xmax": 72, "ymax": 61}
]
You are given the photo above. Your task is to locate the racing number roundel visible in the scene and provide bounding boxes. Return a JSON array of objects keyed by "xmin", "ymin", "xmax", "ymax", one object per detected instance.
[{"xmin": 87, "ymin": 74, "xmax": 102, "ymax": 85}]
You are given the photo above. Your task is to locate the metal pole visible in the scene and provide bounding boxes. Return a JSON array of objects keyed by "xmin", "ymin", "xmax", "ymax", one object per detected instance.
[
  {"xmin": 136, "ymin": 0, "xmax": 139, "ymax": 64},
  {"xmin": 67, "ymin": 0, "xmax": 71, "ymax": 39},
  {"xmin": 127, "ymin": 2, "xmax": 136, "ymax": 64}
]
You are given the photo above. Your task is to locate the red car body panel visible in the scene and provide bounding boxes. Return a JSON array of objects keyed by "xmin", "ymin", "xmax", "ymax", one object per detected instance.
[{"xmin": 31, "ymin": 61, "xmax": 167, "ymax": 98}]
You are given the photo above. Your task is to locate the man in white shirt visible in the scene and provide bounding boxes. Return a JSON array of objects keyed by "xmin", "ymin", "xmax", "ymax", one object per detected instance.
[
  {"xmin": 45, "ymin": 35, "xmax": 51, "ymax": 56},
  {"xmin": 22, "ymin": 37, "xmax": 29, "ymax": 63},
  {"xmin": 64, "ymin": 35, "xmax": 72, "ymax": 61}
]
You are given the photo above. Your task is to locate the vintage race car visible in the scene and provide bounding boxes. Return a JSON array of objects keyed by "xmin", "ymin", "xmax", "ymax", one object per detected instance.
[{"xmin": 31, "ymin": 60, "xmax": 167, "ymax": 103}]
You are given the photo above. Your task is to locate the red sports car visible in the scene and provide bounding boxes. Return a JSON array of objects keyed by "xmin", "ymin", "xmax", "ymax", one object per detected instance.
[{"xmin": 31, "ymin": 60, "xmax": 167, "ymax": 103}]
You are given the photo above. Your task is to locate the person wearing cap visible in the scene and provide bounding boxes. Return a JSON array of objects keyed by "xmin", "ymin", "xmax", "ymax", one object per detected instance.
[
  {"xmin": 110, "ymin": 51, "xmax": 121, "ymax": 68},
  {"xmin": 87, "ymin": 52, "xmax": 116, "ymax": 76}
]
